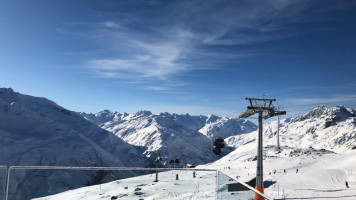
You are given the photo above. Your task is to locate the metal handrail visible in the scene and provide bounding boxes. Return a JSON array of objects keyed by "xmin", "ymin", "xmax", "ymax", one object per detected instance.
[
  {"xmin": 9, "ymin": 166, "xmax": 216, "ymax": 171},
  {"xmin": 4, "ymin": 166, "xmax": 275, "ymax": 200}
]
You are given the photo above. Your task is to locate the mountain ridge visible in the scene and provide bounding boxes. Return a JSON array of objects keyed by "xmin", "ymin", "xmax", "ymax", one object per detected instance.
[
  {"xmin": 80, "ymin": 109, "xmax": 258, "ymax": 166},
  {"xmin": 225, "ymin": 105, "xmax": 356, "ymax": 153},
  {"xmin": 0, "ymin": 88, "xmax": 145, "ymax": 199}
]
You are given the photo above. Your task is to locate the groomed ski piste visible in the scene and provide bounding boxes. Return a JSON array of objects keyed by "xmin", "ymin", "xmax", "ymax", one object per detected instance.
[
  {"xmin": 34, "ymin": 146, "xmax": 356, "ymax": 200},
  {"xmin": 33, "ymin": 170, "xmax": 218, "ymax": 200},
  {"xmin": 207, "ymin": 146, "xmax": 356, "ymax": 200}
]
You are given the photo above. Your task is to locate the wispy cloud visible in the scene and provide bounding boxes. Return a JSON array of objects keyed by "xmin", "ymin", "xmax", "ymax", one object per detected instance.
[
  {"xmin": 271, "ymin": 82, "xmax": 356, "ymax": 98},
  {"xmin": 283, "ymin": 94, "xmax": 356, "ymax": 108},
  {"xmin": 61, "ymin": 0, "xmax": 356, "ymax": 91},
  {"xmin": 87, "ymin": 41, "xmax": 188, "ymax": 80},
  {"xmin": 144, "ymin": 86, "xmax": 170, "ymax": 91},
  {"xmin": 103, "ymin": 21, "xmax": 120, "ymax": 28}
]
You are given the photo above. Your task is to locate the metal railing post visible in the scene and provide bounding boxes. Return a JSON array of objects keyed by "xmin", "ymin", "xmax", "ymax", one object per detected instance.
[
  {"xmin": 5, "ymin": 167, "xmax": 10, "ymax": 200},
  {"xmin": 215, "ymin": 170, "xmax": 219, "ymax": 200},
  {"xmin": 3, "ymin": 167, "xmax": 7, "ymax": 200}
]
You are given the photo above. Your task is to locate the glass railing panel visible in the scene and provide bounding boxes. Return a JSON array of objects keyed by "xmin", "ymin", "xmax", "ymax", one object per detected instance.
[
  {"xmin": 0, "ymin": 166, "xmax": 6, "ymax": 200},
  {"xmin": 218, "ymin": 171, "xmax": 269, "ymax": 200},
  {"xmin": 6, "ymin": 168, "xmax": 217, "ymax": 200}
]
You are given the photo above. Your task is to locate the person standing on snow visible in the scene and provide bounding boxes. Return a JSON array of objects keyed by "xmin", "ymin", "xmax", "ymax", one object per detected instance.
[{"xmin": 345, "ymin": 181, "xmax": 349, "ymax": 188}]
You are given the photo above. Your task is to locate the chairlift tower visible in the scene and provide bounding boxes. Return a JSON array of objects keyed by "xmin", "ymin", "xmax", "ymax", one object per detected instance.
[{"xmin": 239, "ymin": 97, "xmax": 286, "ymax": 200}]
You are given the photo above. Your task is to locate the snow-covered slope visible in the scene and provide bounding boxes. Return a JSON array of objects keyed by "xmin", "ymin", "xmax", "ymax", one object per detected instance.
[
  {"xmin": 33, "ymin": 146, "xmax": 356, "ymax": 200},
  {"xmin": 80, "ymin": 111, "xmax": 257, "ymax": 167},
  {"xmin": 0, "ymin": 88, "xmax": 145, "ymax": 199},
  {"xmin": 226, "ymin": 105, "xmax": 356, "ymax": 153},
  {"xmin": 34, "ymin": 170, "xmax": 218, "ymax": 200},
  {"xmin": 203, "ymin": 144, "xmax": 356, "ymax": 199},
  {"xmin": 207, "ymin": 105, "xmax": 356, "ymax": 198}
]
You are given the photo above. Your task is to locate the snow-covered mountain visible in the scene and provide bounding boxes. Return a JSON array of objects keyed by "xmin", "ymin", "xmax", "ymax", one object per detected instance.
[
  {"xmin": 199, "ymin": 115, "xmax": 257, "ymax": 139},
  {"xmin": 201, "ymin": 106, "xmax": 356, "ymax": 199},
  {"xmin": 80, "ymin": 110, "xmax": 257, "ymax": 167},
  {"xmin": 226, "ymin": 105, "xmax": 356, "ymax": 153},
  {"xmin": 29, "ymin": 105, "xmax": 356, "ymax": 200},
  {"xmin": 0, "ymin": 88, "xmax": 145, "ymax": 199}
]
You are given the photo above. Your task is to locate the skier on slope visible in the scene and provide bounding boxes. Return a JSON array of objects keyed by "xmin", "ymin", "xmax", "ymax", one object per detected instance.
[{"xmin": 345, "ymin": 181, "xmax": 349, "ymax": 188}]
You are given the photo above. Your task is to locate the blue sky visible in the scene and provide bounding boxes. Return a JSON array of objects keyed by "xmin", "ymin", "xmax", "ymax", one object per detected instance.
[{"xmin": 1, "ymin": 0, "xmax": 356, "ymax": 120}]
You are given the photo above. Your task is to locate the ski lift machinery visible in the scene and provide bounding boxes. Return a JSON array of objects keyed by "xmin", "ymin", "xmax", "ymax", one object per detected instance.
[{"xmin": 213, "ymin": 128, "xmax": 225, "ymax": 155}]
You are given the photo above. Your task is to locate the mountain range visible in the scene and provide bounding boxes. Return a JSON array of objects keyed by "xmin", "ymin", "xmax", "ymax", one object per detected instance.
[
  {"xmin": 225, "ymin": 105, "xmax": 356, "ymax": 153},
  {"xmin": 80, "ymin": 110, "xmax": 257, "ymax": 166},
  {"xmin": 1, "ymin": 87, "xmax": 355, "ymax": 199},
  {"xmin": 0, "ymin": 88, "xmax": 256, "ymax": 199}
]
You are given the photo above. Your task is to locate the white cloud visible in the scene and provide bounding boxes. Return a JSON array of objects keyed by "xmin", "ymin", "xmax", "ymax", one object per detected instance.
[
  {"xmin": 103, "ymin": 21, "xmax": 120, "ymax": 28},
  {"xmin": 283, "ymin": 95, "xmax": 356, "ymax": 108},
  {"xmin": 88, "ymin": 41, "xmax": 188, "ymax": 80},
  {"xmin": 144, "ymin": 86, "xmax": 170, "ymax": 91},
  {"xmin": 65, "ymin": 0, "xmax": 356, "ymax": 90}
]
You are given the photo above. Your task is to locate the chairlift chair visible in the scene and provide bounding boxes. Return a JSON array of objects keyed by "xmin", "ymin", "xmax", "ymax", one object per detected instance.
[
  {"xmin": 213, "ymin": 147, "xmax": 222, "ymax": 155},
  {"xmin": 213, "ymin": 137, "xmax": 225, "ymax": 149}
]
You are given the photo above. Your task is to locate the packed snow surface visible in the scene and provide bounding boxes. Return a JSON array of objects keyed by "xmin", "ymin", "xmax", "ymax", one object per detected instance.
[
  {"xmin": 33, "ymin": 147, "xmax": 356, "ymax": 200},
  {"xmin": 205, "ymin": 146, "xmax": 356, "ymax": 199},
  {"xmin": 34, "ymin": 170, "xmax": 218, "ymax": 200}
]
